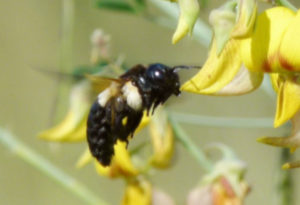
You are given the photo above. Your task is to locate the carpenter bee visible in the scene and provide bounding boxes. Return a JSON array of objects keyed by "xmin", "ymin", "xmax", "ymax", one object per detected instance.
[{"xmin": 87, "ymin": 63, "xmax": 195, "ymax": 166}]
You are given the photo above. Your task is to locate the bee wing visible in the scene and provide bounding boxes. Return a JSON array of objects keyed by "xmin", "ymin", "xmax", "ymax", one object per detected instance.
[
  {"xmin": 85, "ymin": 74, "xmax": 125, "ymax": 93},
  {"xmin": 33, "ymin": 67, "xmax": 86, "ymax": 82}
]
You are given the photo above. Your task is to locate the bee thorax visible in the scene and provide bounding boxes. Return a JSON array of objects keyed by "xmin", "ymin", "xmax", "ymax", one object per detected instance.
[{"xmin": 122, "ymin": 81, "xmax": 142, "ymax": 111}]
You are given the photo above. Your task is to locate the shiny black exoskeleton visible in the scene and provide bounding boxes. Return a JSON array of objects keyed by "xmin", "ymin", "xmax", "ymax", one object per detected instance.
[{"xmin": 87, "ymin": 63, "xmax": 181, "ymax": 166}]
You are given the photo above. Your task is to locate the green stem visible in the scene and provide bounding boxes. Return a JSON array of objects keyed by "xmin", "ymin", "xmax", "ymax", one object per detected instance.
[
  {"xmin": 61, "ymin": 0, "xmax": 74, "ymax": 71},
  {"xmin": 168, "ymin": 116, "xmax": 213, "ymax": 172},
  {"xmin": 275, "ymin": 149, "xmax": 294, "ymax": 205},
  {"xmin": 169, "ymin": 111, "xmax": 275, "ymax": 128},
  {"xmin": 51, "ymin": 0, "xmax": 75, "ymax": 123},
  {"xmin": 0, "ymin": 128, "xmax": 109, "ymax": 205},
  {"xmin": 275, "ymin": 0, "xmax": 297, "ymax": 12}
]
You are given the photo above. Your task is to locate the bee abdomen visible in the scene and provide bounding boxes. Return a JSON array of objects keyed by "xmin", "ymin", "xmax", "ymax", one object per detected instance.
[{"xmin": 87, "ymin": 101, "xmax": 114, "ymax": 166}]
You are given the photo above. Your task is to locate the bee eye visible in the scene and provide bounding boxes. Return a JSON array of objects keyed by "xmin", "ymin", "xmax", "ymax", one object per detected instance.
[{"xmin": 146, "ymin": 63, "xmax": 167, "ymax": 81}]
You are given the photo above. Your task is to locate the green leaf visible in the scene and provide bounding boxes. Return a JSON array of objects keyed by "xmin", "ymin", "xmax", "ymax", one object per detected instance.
[{"xmin": 94, "ymin": 0, "xmax": 136, "ymax": 13}]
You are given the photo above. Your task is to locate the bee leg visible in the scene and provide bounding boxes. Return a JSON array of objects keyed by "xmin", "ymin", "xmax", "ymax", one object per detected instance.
[
  {"xmin": 151, "ymin": 100, "xmax": 161, "ymax": 115},
  {"xmin": 143, "ymin": 94, "xmax": 153, "ymax": 116},
  {"xmin": 112, "ymin": 102, "xmax": 143, "ymax": 146},
  {"xmin": 125, "ymin": 109, "xmax": 143, "ymax": 139}
]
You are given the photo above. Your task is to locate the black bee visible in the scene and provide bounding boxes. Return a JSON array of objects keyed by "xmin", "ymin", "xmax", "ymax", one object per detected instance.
[{"xmin": 87, "ymin": 63, "xmax": 193, "ymax": 166}]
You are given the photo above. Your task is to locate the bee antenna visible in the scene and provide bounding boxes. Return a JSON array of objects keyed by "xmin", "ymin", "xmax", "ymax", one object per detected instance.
[{"xmin": 172, "ymin": 65, "xmax": 202, "ymax": 72}]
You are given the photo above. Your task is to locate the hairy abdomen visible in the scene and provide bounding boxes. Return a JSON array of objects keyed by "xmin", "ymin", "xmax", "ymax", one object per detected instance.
[{"xmin": 87, "ymin": 101, "xmax": 114, "ymax": 166}]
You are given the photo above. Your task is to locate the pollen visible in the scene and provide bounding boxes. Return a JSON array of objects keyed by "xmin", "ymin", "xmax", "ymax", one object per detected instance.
[
  {"xmin": 122, "ymin": 117, "xmax": 128, "ymax": 126},
  {"xmin": 122, "ymin": 82, "xmax": 143, "ymax": 111}
]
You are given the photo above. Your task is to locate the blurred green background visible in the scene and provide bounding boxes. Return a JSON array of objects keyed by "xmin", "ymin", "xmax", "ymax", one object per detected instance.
[{"xmin": 0, "ymin": 0, "xmax": 300, "ymax": 204}]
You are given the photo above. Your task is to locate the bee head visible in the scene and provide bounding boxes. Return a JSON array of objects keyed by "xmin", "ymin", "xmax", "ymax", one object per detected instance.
[{"xmin": 146, "ymin": 63, "xmax": 180, "ymax": 96}]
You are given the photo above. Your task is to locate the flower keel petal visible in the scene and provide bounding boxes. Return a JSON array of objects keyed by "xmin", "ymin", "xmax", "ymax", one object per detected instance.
[{"xmin": 182, "ymin": 39, "xmax": 241, "ymax": 94}]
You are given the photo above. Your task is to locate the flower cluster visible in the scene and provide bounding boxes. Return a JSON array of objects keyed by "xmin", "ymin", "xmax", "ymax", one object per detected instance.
[
  {"xmin": 172, "ymin": 0, "xmax": 300, "ymax": 169},
  {"xmin": 38, "ymin": 0, "xmax": 300, "ymax": 204}
]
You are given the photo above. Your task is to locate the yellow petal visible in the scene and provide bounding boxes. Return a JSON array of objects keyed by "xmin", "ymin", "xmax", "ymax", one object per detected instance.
[
  {"xmin": 274, "ymin": 77, "xmax": 300, "ymax": 127},
  {"xmin": 113, "ymin": 141, "xmax": 138, "ymax": 175},
  {"xmin": 282, "ymin": 161, "xmax": 300, "ymax": 169},
  {"xmin": 210, "ymin": 64, "xmax": 263, "ymax": 96},
  {"xmin": 149, "ymin": 108, "xmax": 174, "ymax": 168},
  {"xmin": 231, "ymin": 0, "xmax": 257, "ymax": 38},
  {"xmin": 76, "ymin": 148, "xmax": 93, "ymax": 168},
  {"xmin": 38, "ymin": 112, "xmax": 87, "ymax": 142},
  {"xmin": 279, "ymin": 10, "xmax": 300, "ymax": 71},
  {"xmin": 95, "ymin": 140, "xmax": 138, "ymax": 178},
  {"xmin": 258, "ymin": 110, "xmax": 300, "ymax": 151},
  {"xmin": 257, "ymin": 136, "xmax": 299, "ymax": 151},
  {"xmin": 149, "ymin": 124, "xmax": 174, "ymax": 168},
  {"xmin": 269, "ymin": 73, "xmax": 281, "ymax": 93},
  {"xmin": 38, "ymin": 111, "xmax": 76, "ymax": 140},
  {"xmin": 240, "ymin": 7, "xmax": 295, "ymax": 72},
  {"xmin": 67, "ymin": 118, "xmax": 87, "ymax": 141},
  {"xmin": 95, "ymin": 161, "xmax": 110, "ymax": 177},
  {"xmin": 136, "ymin": 112, "xmax": 151, "ymax": 133},
  {"xmin": 122, "ymin": 179, "xmax": 152, "ymax": 205},
  {"xmin": 182, "ymin": 39, "xmax": 241, "ymax": 94},
  {"xmin": 172, "ymin": 0, "xmax": 200, "ymax": 44},
  {"xmin": 39, "ymin": 81, "xmax": 91, "ymax": 142}
]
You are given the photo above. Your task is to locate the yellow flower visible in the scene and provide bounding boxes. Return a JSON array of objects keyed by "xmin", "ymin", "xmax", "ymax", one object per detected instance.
[
  {"xmin": 148, "ymin": 107, "xmax": 174, "ymax": 168},
  {"xmin": 122, "ymin": 178, "xmax": 175, "ymax": 205},
  {"xmin": 240, "ymin": 7, "xmax": 298, "ymax": 73},
  {"xmin": 38, "ymin": 80, "xmax": 92, "ymax": 142},
  {"xmin": 182, "ymin": 0, "xmax": 262, "ymax": 96},
  {"xmin": 122, "ymin": 178, "xmax": 152, "ymax": 205},
  {"xmin": 183, "ymin": 5, "xmax": 300, "ymax": 168},
  {"xmin": 182, "ymin": 5, "xmax": 298, "ymax": 122},
  {"xmin": 239, "ymin": 7, "xmax": 300, "ymax": 167},
  {"xmin": 240, "ymin": 7, "xmax": 300, "ymax": 127}
]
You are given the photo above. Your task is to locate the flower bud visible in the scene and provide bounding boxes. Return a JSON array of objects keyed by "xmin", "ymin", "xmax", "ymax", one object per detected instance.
[{"xmin": 172, "ymin": 0, "xmax": 200, "ymax": 44}]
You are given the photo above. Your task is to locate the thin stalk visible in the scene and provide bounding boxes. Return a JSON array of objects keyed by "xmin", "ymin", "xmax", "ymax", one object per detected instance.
[
  {"xmin": 51, "ymin": 0, "xmax": 75, "ymax": 123},
  {"xmin": 169, "ymin": 111, "xmax": 275, "ymax": 128},
  {"xmin": 61, "ymin": 0, "xmax": 74, "ymax": 71},
  {"xmin": 0, "ymin": 128, "xmax": 109, "ymax": 205},
  {"xmin": 274, "ymin": 149, "xmax": 294, "ymax": 205},
  {"xmin": 275, "ymin": 0, "xmax": 297, "ymax": 12},
  {"xmin": 168, "ymin": 116, "xmax": 213, "ymax": 172}
]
